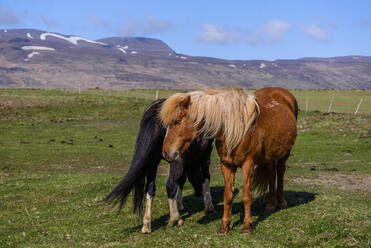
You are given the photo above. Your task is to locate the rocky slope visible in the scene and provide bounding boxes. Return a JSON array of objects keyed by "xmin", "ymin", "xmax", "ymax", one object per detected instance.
[{"xmin": 1, "ymin": 28, "xmax": 370, "ymax": 89}]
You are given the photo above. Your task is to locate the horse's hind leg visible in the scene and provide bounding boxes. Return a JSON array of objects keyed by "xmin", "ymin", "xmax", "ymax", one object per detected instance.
[
  {"xmin": 141, "ymin": 191, "xmax": 154, "ymax": 234},
  {"xmin": 277, "ymin": 154, "xmax": 289, "ymax": 209},
  {"xmin": 265, "ymin": 163, "xmax": 277, "ymax": 214}
]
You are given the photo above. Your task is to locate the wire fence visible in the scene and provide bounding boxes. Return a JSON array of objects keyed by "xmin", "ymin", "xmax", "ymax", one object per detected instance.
[
  {"xmin": 292, "ymin": 90, "xmax": 370, "ymax": 115},
  {"xmin": 1, "ymin": 88, "xmax": 370, "ymax": 115}
]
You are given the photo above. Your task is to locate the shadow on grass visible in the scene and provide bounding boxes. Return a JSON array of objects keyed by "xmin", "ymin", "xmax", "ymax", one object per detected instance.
[
  {"xmin": 197, "ymin": 187, "xmax": 316, "ymax": 230},
  {"xmin": 123, "ymin": 187, "xmax": 315, "ymax": 233}
]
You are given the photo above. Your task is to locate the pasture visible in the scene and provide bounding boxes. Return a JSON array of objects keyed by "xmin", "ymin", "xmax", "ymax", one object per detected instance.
[{"xmin": 0, "ymin": 89, "xmax": 370, "ymax": 247}]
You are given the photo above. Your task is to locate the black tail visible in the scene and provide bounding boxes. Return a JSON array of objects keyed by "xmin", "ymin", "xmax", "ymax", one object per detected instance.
[{"xmin": 104, "ymin": 99, "xmax": 165, "ymax": 215}]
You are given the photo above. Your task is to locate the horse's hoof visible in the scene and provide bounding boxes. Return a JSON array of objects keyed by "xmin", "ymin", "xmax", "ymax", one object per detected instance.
[
  {"xmin": 205, "ymin": 205, "xmax": 216, "ymax": 213},
  {"xmin": 264, "ymin": 205, "xmax": 276, "ymax": 214},
  {"xmin": 217, "ymin": 225, "xmax": 229, "ymax": 234},
  {"xmin": 277, "ymin": 200, "xmax": 288, "ymax": 209},
  {"xmin": 240, "ymin": 227, "xmax": 253, "ymax": 236},
  {"xmin": 168, "ymin": 218, "xmax": 179, "ymax": 226},
  {"xmin": 141, "ymin": 226, "xmax": 151, "ymax": 234},
  {"xmin": 177, "ymin": 219, "xmax": 184, "ymax": 226}
]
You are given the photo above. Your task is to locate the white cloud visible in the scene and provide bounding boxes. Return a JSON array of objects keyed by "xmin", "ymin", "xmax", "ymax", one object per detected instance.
[
  {"xmin": 195, "ymin": 20, "xmax": 290, "ymax": 45},
  {"xmin": 89, "ymin": 15, "xmax": 110, "ymax": 31},
  {"xmin": 325, "ymin": 21, "xmax": 338, "ymax": 30},
  {"xmin": 0, "ymin": 4, "xmax": 22, "ymax": 25},
  {"xmin": 304, "ymin": 23, "xmax": 329, "ymax": 42},
  {"xmin": 245, "ymin": 20, "xmax": 291, "ymax": 45},
  {"xmin": 196, "ymin": 24, "xmax": 239, "ymax": 44},
  {"xmin": 260, "ymin": 20, "xmax": 291, "ymax": 43},
  {"xmin": 119, "ymin": 15, "xmax": 174, "ymax": 36},
  {"xmin": 41, "ymin": 15, "xmax": 57, "ymax": 28},
  {"xmin": 246, "ymin": 33, "xmax": 263, "ymax": 45}
]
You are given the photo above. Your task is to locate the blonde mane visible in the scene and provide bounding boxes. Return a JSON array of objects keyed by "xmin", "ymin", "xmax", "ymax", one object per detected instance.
[{"xmin": 160, "ymin": 88, "xmax": 259, "ymax": 154}]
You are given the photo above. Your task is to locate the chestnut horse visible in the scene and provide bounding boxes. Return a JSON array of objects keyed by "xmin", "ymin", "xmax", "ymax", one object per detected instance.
[{"xmin": 160, "ymin": 87, "xmax": 297, "ymax": 234}]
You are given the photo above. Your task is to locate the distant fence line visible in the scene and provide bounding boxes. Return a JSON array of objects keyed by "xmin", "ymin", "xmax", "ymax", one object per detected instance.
[
  {"xmin": 7, "ymin": 88, "xmax": 369, "ymax": 115},
  {"xmin": 53, "ymin": 88, "xmax": 166, "ymax": 102},
  {"xmin": 300, "ymin": 95, "xmax": 365, "ymax": 115}
]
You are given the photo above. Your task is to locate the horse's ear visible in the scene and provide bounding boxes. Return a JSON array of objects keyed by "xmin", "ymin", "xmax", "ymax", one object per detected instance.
[{"xmin": 179, "ymin": 95, "xmax": 190, "ymax": 109}]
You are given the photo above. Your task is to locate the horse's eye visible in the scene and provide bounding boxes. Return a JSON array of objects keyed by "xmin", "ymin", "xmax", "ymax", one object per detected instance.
[{"xmin": 174, "ymin": 120, "xmax": 181, "ymax": 125}]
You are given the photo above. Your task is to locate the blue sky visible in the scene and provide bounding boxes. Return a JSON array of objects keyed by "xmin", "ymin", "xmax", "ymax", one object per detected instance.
[{"xmin": 1, "ymin": 0, "xmax": 371, "ymax": 60}]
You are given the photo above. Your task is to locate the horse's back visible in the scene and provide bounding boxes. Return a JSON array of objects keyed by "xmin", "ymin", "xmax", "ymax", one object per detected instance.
[{"xmin": 254, "ymin": 87, "xmax": 298, "ymax": 118}]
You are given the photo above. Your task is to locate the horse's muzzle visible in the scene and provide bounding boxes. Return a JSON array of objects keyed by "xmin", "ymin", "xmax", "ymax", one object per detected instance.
[{"xmin": 162, "ymin": 151, "xmax": 179, "ymax": 162}]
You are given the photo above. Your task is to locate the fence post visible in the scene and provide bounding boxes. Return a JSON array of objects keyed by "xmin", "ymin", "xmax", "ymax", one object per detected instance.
[
  {"xmin": 354, "ymin": 98, "xmax": 363, "ymax": 115},
  {"xmin": 78, "ymin": 87, "xmax": 81, "ymax": 95},
  {"xmin": 155, "ymin": 90, "xmax": 159, "ymax": 100},
  {"xmin": 328, "ymin": 97, "xmax": 334, "ymax": 113}
]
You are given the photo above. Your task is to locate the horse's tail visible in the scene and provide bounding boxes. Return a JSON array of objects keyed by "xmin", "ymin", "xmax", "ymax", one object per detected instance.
[
  {"xmin": 104, "ymin": 156, "xmax": 147, "ymax": 214},
  {"xmin": 252, "ymin": 164, "xmax": 270, "ymax": 195},
  {"xmin": 104, "ymin": 99, "xmax": 165, "ymax": 215}
]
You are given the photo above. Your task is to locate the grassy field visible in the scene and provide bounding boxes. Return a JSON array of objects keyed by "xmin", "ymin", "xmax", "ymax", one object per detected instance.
[{"xmin": 0, "ymin": 89, "xmax": 370, "ymax": 247}]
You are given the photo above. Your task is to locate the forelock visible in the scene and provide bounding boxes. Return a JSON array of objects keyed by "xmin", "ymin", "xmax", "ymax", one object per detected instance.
[{"xmin": 159, "ymin": 93, "xmax": 189, "ymax": 126}]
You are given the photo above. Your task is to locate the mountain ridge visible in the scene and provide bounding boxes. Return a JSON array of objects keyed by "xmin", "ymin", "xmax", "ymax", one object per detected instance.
[{"xmin": 1, "ymin": 28, "xmax": 370, "ymax": 89}]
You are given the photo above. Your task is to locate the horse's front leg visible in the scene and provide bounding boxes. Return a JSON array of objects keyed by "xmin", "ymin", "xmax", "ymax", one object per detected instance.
[
  {"xmin": 199, "ymin": 141, "xmax": 215, "ymax": 212},
  {"xmin": 241, "ymin": 158, "xmax": 254, "ymax": 235},
  {"xmin": 176, "ymin": 173, "xmax": 186, "ymax": 211},
  {"xmin": 217, "ymin": 163, "xmax": 236, "ymax": 234},
  {"xmin": 202, "ymin": 178, "xmax": 215, "ymax": 212},
  {"xmin": 167, "ymin": 160, "xmax": 185, "ymax": 226}
]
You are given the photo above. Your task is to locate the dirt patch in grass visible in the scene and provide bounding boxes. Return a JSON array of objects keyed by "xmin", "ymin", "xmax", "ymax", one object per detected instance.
[{"xmin": 294, "ymin": 173, "xmax": 371, "ymax": 192}]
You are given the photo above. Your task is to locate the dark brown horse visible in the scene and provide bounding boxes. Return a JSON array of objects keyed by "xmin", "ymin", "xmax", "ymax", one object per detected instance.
[
  {"xmin": 105, "ymin": 99, "xmax": 214, "ymax": 234},
  {"xmin": 160, "ymin": 87, "xmax": 297, "ymax": 235}
]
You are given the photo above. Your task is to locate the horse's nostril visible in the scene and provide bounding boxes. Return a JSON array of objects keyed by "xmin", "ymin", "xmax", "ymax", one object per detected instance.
[
  {"xmin": 173, "ymin": 151, "xmax": 179, "ymax": 158},
  {"xmin": 163, "ymin": 151, "xmax": 168, "ymax": 159}
]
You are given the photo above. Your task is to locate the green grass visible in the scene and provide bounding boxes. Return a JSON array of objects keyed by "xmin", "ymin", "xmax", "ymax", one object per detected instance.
[
  {"xmin": 1, "ymin": 89, "xmax": 370, "ymax": 247},
  {"xmin": 291, "ymin": 89, "xmax": 371, "ymax": 114}
]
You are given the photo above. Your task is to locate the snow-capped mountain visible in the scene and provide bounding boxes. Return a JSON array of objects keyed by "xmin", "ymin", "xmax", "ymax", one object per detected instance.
[{"xmin": 1, "ymin": 29, "xmax": 370, "ymax": 89}]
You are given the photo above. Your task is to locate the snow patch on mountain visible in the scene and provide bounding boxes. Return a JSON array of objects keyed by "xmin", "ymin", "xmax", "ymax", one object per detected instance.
[
  {"xmin": 24, "ymin": 51, "xmax": 40, "ymax": 61},
  {"xmin": 117, "ymin": 45, "xmax": 128, "ymax": 54},
  {"xmin": 22, "ymin": 46, "xmax": 55, "ymax": 51},
  {"xmin": 259, "ymin": 63, "xmax": 266, "ymax": 69},
  {"xmin": 27, "ymin": 33, "xmax": 34, "ymax": 39},
  {"xmin": 40, "ymin": 32, "xmax": 107, "ymax": 46}
]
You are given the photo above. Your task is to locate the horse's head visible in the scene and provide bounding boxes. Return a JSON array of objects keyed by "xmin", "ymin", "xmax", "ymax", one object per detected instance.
[{"xmin": 160, "ymin": 94, "xmax": 198, "ymax": 161}]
